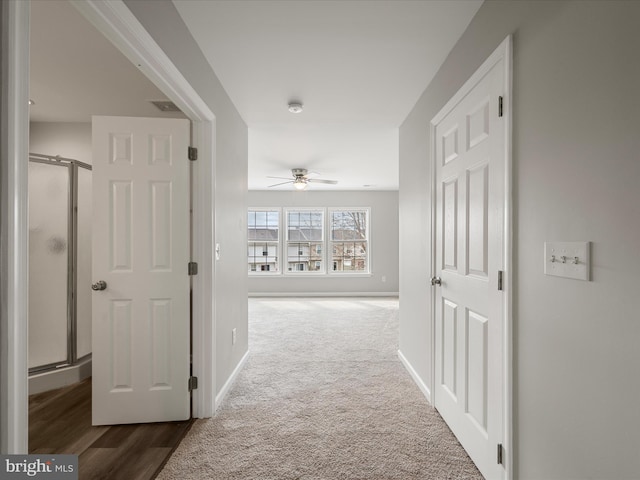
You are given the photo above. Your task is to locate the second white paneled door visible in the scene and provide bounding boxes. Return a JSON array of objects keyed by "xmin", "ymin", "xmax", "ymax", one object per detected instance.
[
  {"xmin": 432, "ymin": 38, "xmax": 510, "ymax": 479},
  {"xmin": 92, "ymin": 116, "xmax": 191, "ymax": 425}
]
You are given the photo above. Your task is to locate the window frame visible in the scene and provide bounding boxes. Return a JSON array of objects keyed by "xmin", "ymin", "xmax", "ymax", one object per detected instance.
[
  {"xmin": 283, "ymin": 207, "xmax": 326, "ymax": 275},
  {"xmin": 247, "ymin": 206, "xmax": 372, "ymax": 277},
  {"xmin": 247, "ymin": 207, "xmax": 282, "ymax": 276},
  {"xmin": 328, "ymin": 207, "xmax": 371, "ymax": 275}
]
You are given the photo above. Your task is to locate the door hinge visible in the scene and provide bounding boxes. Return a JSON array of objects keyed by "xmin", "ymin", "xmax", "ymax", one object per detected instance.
[
  {"xmin": 188, "ymin": 376, "xmax": 198, "ymax": 392},
  {"xmin": 497, "ymin": 443, "xmax": 504, "ymax": 465},
  {"xmin": 188, "ymin": 146, "xmax": 198, "ymax": 161},
  {"xmin": 188, "ymin": 262, "xmax": 198, "ymax": 276},
  {"xmin": 498, "ymin": 270, "xmax": 504, "ymax": 291},
  {"xmin": 498, "ymin": 96, "xmax": 504, "ymax": 117}
]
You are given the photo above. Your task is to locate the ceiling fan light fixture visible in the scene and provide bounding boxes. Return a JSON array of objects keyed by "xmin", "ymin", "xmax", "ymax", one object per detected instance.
[
  {"xmin": 293, "ymin": 178, "xmax": 307, "ymax": 190},
  {"xmin": 266, "ymin": 168, "xmax": 336, "ymax": 190},
  {"xmin": 288, "ymin": 101, "xmax": 303, "ymax": 114}
]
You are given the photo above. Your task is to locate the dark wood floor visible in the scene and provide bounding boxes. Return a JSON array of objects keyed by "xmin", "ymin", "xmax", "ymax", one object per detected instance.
[{"xmin": 29, "ymin": 378, "xmax": 193, "ymax": 480}]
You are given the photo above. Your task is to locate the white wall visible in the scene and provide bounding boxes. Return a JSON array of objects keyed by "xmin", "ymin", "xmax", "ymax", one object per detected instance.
[
  {"xmin": 29, "ymin": 122, "xmax": 92, "ymax": 163},
  {"xmin": 399, "ymin": 1, "xmax": 640, "ymax": 478},
  {"xmin": 124, "ymin": 0, "xmax": 248, "ymax": 398},
  {"xmin": 248, "ymin": 190, "xmax": 399, "ymax": 296}
]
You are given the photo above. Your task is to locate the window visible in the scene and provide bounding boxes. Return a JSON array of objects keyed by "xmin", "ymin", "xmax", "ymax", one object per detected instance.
[
  {"xmin": 286, "ymin": 209, "xmax": 324, "ymax": 273},
  {"xmin": 248, "ymin": 209, "xmax": 280, "ymax": 274},
  {"xmin": 247, "ymin": 207, "xmax": 370, "ymax": 276},
  {"xmin": 329, "ymin": 209, "xmax": 369, "ymax": 273}
]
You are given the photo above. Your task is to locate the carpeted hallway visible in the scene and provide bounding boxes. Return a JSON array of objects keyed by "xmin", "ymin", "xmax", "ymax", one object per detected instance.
[{"xmin": 157, "ymin": 297, "xmax": 482, "ymax": 479}]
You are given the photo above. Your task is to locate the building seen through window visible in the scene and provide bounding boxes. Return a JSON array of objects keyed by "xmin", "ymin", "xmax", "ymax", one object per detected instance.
[
  {"xmin": 330, "ymin": 210, "xmax": 368, "ymax": 272},
  {"xmin": 247, "ymin": 210, "xmax": 279, "ymax": 273},
  {"xmin": 286, "ymin": 210, "xmax": 324, "ymax": 272}
]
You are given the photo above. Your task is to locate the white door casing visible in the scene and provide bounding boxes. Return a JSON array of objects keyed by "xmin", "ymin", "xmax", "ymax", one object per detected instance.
[
  {"xmin": 72, "ymin": 0, "xmax": 218, "ymax": 420},
  {"xmin": 0, "ymin": 0, "xmax": 30, "ymax": 453},
  {"xmin": 431, "ymin": 37, "xmax": 511, "ymax": 479},
  {"xmin": 92, "ymin": 116, "xmax": 190, "ymax": 425}
]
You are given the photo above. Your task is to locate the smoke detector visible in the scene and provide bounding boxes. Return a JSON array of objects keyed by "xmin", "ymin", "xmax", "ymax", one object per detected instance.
[{"xmin": 288, "ymin": 101, "xmax": 303, "ymax": 114}]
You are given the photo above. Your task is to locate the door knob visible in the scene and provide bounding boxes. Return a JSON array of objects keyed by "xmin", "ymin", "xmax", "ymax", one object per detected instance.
[
  {"xmin": 430, "ymin": 276, "xmax": 442, "ymax": 286},
  {"xmin": 91, "ymin": 280, "xmax": 107, "ymax": 291}
]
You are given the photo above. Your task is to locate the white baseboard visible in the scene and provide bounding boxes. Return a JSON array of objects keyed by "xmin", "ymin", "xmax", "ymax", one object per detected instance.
[
  {"xmin": 215, "ymin": 349, "xmax": 249, "ymax": 411},
  {"xmin": 398, "ymin": 349, "xmax": 432, "ymax": 404},
  {"xmin": 248, "ymin": 292, "xmax": 399, "ymax": 298},
  {"xmin": 29, "ymin": 356, "xmax": 92, "ymax": 395}
]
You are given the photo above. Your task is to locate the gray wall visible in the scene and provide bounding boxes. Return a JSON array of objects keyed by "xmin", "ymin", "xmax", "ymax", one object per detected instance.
[
  {"xmin": 125, "ymin": 0, "xmax": 248, "ymax": 397},
  {"xmin": 399, "ymin": 1, "xmax": 640, "ymax": 478},
  {"xmin": 248, "ymin": 190, "xmax": 398, "ymax": 296},
  {"xmin": 30, "ymin": 122, "xmax": 92, "ymax": 163}
]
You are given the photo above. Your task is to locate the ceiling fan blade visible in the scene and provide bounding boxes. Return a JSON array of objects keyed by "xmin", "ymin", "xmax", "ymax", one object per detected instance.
[
  {"xmin": 307, "ymin": 178, "xmax": 338, "ymax": 185},
  {"xmin": 266, "ymin": 176, "xmax": 294, "ymax": 180},
  {"xmin": 267, "ymin": 180, "xmax": 294, "ymax": 188}
]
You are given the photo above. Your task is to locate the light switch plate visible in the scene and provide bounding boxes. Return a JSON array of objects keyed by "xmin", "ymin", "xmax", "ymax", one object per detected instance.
[{"xmin": 544, "ymin": 241, "xmax": 590, "ymax": 281}]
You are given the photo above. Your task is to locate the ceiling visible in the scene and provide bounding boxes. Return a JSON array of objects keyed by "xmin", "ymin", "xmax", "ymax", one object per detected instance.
[
  {"xmin": 174, "ymin": 0, "xmax": 482, "ymax": 190},
  {"xmin": 30, "ymin": 0, "xmax": 483, "ymax": 191}
]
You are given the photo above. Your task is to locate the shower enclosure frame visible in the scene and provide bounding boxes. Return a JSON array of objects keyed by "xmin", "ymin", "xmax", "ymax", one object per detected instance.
[{"xmin": 28, "ymin": 153, "xmax": 92, "ymax": 375}]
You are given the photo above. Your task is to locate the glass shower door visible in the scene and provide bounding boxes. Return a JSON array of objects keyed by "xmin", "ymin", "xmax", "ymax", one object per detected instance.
[{"xmin": 28, "ymin": 160, "xmax": 71, "ymax": 370}]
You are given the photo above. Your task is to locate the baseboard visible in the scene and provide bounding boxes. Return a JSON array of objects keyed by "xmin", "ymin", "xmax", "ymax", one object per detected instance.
[
  {"xmin": 215, "ymin": 349, "xmax": 249, "ymax": 411},
  {"xmin": 398, "ymin": 349, "xmax": 432, "ymax": 404},
  {"xmin": 248, "ymin": 292, "xmax": 399, "ymax": 298},
  {"xmin": 29, "ymin": 356, "xmax": 92, "ymax": 395}
]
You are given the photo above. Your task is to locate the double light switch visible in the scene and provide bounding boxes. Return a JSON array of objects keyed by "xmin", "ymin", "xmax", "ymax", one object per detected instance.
[{"xmin": 544, "ymin": 241, "xmax": 590, "ymax": 281}]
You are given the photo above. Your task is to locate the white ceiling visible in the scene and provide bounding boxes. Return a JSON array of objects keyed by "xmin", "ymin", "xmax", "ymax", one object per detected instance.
[
  {"xmin": 174, "ymin": 0, "xmax": 483, "ymax": 190},
  {"xmin": 29, "ymin": 0, "xmax": 482, "ymax": 191}
]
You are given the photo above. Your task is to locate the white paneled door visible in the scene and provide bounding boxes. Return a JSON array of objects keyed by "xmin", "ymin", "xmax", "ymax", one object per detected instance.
[
  {"xmin": 92, "ymin": 116, "xmax": 190, "ymax": 425},
  {"xmin": 432, "ymin": 41, "xmax": 509, "ymax": 479}
]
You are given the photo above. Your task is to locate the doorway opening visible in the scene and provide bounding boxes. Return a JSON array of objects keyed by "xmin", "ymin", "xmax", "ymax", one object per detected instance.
[
  {"xmin": 429, "ymin": 35, "xmax": 512, "ymax": 479},
  {"xmin": 5, "ymin": 0, "xmax": 219, "ymax": 455},
  {"xmin": 27, "ymin": 0, "xmax": 187, "ymax": 391},
  {"xmin": 19, "ymin": 0, "xmax": 216, "ymax": 461}
]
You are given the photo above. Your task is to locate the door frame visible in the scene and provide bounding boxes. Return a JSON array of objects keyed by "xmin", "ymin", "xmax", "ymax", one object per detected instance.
[
  {"xmin": 1, "ymin": 0, "xmax": 217, "ymax": 452},
  {"xmin": 73, "ymin": 0, "xmax": 217, "ymax": 421},
  {"xmin": 0, "ymin": 0, "xmax": 30, "ymax": 454},
  {"xmin": 429, "ymin": 35, "xmax": 513, "ymax": 478}
]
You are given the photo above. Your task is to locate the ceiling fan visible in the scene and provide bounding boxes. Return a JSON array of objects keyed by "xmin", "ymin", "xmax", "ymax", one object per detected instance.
[{"xmin": 267, "ymin": 168, "xmax": 338, "ymax": 190}]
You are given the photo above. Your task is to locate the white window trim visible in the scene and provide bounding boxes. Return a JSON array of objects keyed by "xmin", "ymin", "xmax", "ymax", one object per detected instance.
[
  {"xmin": 283, "ymin": 207, "xmax": 326, "ymax": 275},
  {"xmin": 247, "ymin": 207, "xmax": 372, "ymax": 277},
  {"xmin": 248, "ymin": 207, "xmax": 282, "ymax": 276},
  {"xmin": 328, "ymin": 207, "xmax": 371, "ymax": 276}
]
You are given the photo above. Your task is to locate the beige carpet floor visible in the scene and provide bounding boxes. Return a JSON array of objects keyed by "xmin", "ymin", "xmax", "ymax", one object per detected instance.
[{"xmin": 157, "ymin": 297, "xmax": 483, "ymax": 480}]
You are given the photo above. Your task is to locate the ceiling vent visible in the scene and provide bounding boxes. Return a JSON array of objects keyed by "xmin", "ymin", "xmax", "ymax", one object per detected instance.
[{"xmin": 150, "ymin": 100, "xmax": 181, "ymax": 112}]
